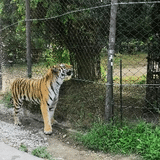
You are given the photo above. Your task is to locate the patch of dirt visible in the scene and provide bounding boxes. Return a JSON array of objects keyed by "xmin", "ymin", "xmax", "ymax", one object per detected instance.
[
  {"xmin": 114, "ymin": 66, "xmax": 147, "ymax": 77},
  {"xmin": 0, "ymin": 103, "xmax": 139, "ymax": 160}
]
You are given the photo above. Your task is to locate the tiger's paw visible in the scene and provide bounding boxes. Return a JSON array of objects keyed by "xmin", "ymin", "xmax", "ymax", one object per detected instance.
[
  {"xmin": 14, "ymin": 122, "xmax": 22, "ymax": 126},
  {"xmin": 14, "ymin": 119, "xmax": 21, "ymax": 126},
  {"xmin": 44, "ymin": 130, "xmax": 52, "ymax": 135}
]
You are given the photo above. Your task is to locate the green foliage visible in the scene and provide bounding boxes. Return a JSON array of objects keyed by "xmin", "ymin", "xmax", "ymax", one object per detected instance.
[
  {"xmin": 1, "ymin": 0, "xmax": 109, "ymax": 80},
  {"xmin": 32, "ymin": 146, "xmax": 54, "ymax": 160},
  {"xmin": 1, "ymin": 0, "xmax": 26, "ymax": 63},
  {"xmin": 0, "ymin": 92, "xmax": 13, "ymax": 108},
  {"xmin": 116, "ymin": 3, "xmax": 152, "ymax": 46},
  {"xmin": 76, "ymin": 121, "xmax": 160, "ymax": 160},
  {"xmin": 42, "ymin": 44, "xmax": 70, "ymax": 66},
  {"xmin": 0, "ymin": 3, "xmax": 4, "ymax": 14},
  {"xmin": 19, "ymin": 144, "xmax": 28, "ymax": 152}
]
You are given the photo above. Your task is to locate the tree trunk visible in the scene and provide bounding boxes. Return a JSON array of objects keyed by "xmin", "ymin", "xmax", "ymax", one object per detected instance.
[
  {"xmin": 0, "ymin": 17, "xmax": 2, "ymax": 90},
  {"xmin": 70, "ymin": 46, "xmax": 101, "ymax": 81}
]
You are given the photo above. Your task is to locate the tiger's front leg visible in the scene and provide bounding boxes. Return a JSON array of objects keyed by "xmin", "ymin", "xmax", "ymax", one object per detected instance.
[
  {"xmin": 40, "ymin": 102, "xmax": 52, "ymax": 135},
  {"xmin": 14, "ymin": 111, "xmax": 21, "ymax": 125}
]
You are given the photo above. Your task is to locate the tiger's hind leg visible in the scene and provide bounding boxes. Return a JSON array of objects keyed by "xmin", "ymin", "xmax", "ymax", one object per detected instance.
[{"xmin": 13, "ymin": 101, "xmax": 22, "ymax": 125}]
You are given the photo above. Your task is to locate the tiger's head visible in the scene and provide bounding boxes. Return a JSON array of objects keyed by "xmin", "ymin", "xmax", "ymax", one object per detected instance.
[{"xmin": 51, "ymin": 63, "xmax": 73, "ymax": 79}]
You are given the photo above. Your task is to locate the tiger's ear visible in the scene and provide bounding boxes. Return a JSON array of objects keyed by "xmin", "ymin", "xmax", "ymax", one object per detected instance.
[{"xmin": 60, "ymin": 63, "xmax": 65, "ymax": 68}]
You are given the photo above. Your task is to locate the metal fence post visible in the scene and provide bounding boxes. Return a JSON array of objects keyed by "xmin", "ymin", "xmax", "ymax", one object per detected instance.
[
  {"xmin": 25, "ymin": 0, "xmax": 32, "ymax": 78},
  {"xmin": 0, "ymin": 17, "xmax": 2, "ymax": 90},
  {"xmin": 120, "ymin": 59, "xmax": 123, "ymax": 126},
  {"xmin": 105, "ymin": 0, "xmax": 118, "ymax": 122}
]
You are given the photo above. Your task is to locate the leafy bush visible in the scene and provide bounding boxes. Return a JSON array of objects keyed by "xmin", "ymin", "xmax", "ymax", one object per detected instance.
[
  {"xmin": 76, "ymin": 121, "xmax": 160, "ymax": 159},
  {"xmin": 42, "ymin": 44, "xmax": 70, "ymax": 66}
]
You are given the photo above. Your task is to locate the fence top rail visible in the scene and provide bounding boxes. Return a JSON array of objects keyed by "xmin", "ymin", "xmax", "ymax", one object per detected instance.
[
  {"xmin": 1, "ymin": 1, "xmax": 160, "ymax": 32},
  {"xmin": 25, "ymin": 1, "xmax": 160, "ymax": 22},
  {"xmin": 114, "ymin": 84, "xmax": 160, "ymax": 86}
]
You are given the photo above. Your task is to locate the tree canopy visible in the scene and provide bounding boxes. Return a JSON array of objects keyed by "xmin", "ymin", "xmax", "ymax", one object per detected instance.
[{"xmin": 0, "ymin": 0, "xmax": 159, "ymax": 80}]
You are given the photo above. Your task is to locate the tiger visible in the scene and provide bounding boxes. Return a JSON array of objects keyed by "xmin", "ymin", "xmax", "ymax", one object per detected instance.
[{"xmin": 11, "ymin": 64, "xmax": 73, "ymax": 135}]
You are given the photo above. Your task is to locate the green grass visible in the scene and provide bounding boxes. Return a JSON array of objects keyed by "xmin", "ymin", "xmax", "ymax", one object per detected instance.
[
  {"xmin": 19, "ymin": 145, "xmax": 54, "ymax": 160},
  {"xmin": 76, "ymin": 121, "xmax": 160, "ymax": 160},
  {"xmin": 32, "ymin": 146, "xmax": 54, "ymax": 160},
  {"xmin": 19, "ymin": 144, "xmax": 28, "ymax": 152},
  {"xmin": 113, "ymin": 75, "xmax": 146, "ymax": 84},
  {"xmin": 0, "ymin": 91, "xmax": 13, "ymax": 108}
]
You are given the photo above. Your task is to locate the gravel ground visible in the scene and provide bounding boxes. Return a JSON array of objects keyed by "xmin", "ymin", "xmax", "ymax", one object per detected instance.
[{"xmin": 0, "ymin": 104, "xmax": 48, "ymax": 153}]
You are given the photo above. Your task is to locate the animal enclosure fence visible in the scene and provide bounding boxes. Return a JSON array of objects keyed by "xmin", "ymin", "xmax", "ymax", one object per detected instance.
[{"xmin": 1, "ymin": 0, "xmax": 160, "ymax": 126}]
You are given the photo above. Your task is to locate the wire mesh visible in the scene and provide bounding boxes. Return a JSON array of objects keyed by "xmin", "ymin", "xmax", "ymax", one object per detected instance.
[
  {"xmin": 113, "ymin": 1, "xmax": 160, "ymax": 124},
  {"xmin": 1, "ymin": 0, "xmax": 160, "ymax": 127}
]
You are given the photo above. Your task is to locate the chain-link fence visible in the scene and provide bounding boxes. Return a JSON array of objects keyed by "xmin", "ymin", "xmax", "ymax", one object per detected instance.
[{"xmin": 1, "ymin": 0, "xmax": 160, "ymax": 128}]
